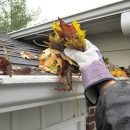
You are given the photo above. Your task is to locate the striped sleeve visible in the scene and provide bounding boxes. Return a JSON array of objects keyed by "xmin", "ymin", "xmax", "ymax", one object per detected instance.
[{"xmin": 81, "ymin": 60, "xmax": 114, "ymax": 90}]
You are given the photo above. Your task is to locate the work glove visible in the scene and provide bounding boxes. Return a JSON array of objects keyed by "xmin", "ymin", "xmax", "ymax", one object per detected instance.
[
  {"xmin": 64, "ymin": 39, "xmax": 114, "ymax": 104},
  {"xmin": 64, "ymin": 39, "xmax": 102, "ymax": 68}
]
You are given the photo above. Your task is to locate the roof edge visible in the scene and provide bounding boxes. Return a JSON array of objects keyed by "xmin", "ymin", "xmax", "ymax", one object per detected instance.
[{"xmin": 9, "ymin": 1, "xmax": 130, "ymax": 39}]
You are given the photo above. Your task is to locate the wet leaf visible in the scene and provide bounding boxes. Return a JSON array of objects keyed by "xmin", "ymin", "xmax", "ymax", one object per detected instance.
[
  {"xmin": 39, "ymin": 18, "xmax": 86, "ymax": 91},
  {"xmin": 0, "ymin": 57, "xmax": 11, "ymax": 75},
  {"xmin": 12, "ymin": 66, "xmax": 36, "ymax": 75},
  {"xmin": 57, "ymin": 66, "xmax": 72, "ymax": 91},
  {"xmin": 39, "ymin": 48, "xmax": 79, "ymax": 90}
]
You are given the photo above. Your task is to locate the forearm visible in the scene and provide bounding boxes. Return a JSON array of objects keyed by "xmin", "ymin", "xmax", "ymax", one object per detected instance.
[{"xmin": 96, "ymin": 82, "xmax": 130, "ymax": 130}]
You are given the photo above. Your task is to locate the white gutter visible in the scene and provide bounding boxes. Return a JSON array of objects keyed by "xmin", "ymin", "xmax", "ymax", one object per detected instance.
[
  {"xmin": 0, "ymin": 75, "xmax": 128, "ymax": 85},
  {"xmin": 0, "ymin": 75, "xmax": 82, "ymax": 84},
  {"xmin": 9, "ymin": 1, "xmax": 130, "ymax": 39},
  {"xmin": 0, "ymin": 75, "xmax": 129, "ymax": 113},
  {"xmin": 0, "ymin": 75, "xmax": 84, "ymax": 113}
]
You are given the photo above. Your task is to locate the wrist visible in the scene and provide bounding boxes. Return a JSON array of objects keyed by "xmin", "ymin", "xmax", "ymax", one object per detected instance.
[
  {"xmin": 97, "ymin": 80, "xmax": 117, "ymax": 93},
  {"xmin": 81, "ymin": 60, "xmax": 115, "ymax": 105},
  {"xmin": 81, "ymin": 60, "xmax": 114, "ymax": 90}
]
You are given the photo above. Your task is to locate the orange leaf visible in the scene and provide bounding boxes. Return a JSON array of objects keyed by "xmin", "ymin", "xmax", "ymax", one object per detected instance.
[{"xmin": 39, "ymin": 60, "xmax": 45, "ymax": 66}]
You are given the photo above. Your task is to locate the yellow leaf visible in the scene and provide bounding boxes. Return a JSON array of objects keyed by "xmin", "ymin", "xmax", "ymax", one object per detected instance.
[
  {"xmin": 48, "ymin": 65, "xmax": 58, "ymax": 74},
  {"xmin": 57, "ymin": 58, "xmax": 62, "ymax": 67},
  {"xmin": 39, "ymin": 48, "xmax": 78, "ymax": 74},
  {"xmin": 40, "ymin": 48, "xmax": 51, "ymax": 60},
  {"xmin": 72, "ymin": 19, "xmax": 86, "ymax": 40},
  {"xmin": 52, "ymin": 21, "xmax": 61, "ymax": 37},
  {"xmin": 45, "ymin": 52, "xmax": 57, "ymax": 67},
  {"xmin": 72, "ymin": 20, "xmax": 86, "ymax": 49},
  {"xmin": 51, "ymin": 49, "xmax": 78, "ymax": 66}
]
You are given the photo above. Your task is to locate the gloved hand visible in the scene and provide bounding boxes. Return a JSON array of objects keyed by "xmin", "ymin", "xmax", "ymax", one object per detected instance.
[
  {"xmin": 64, "ymin": 39, "xmax": 114, "ymax": 104},
  {"xmin": 64, "ymin": 39, "xmax": 102, "ymax": 68}
]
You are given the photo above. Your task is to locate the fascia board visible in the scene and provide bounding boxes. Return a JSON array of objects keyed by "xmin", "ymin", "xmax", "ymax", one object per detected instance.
[
  {"xmin": 0, "ymin": 75, "xmax": 129, "ymax": 113},
  {"xmin": 9, "ymin": 1, "xmax": 130, "ymax": 39},
  {"xmin": 0, "ymin": 75, "xmax": 84, "ymax": 113},
  {"xmin": 0, "ymin": 75, "xmax": 82, "ymax": 84}
]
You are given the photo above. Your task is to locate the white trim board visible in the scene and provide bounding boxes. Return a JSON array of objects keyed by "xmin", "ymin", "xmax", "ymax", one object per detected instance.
[{"xmin": 41, "ymin": 114, "xmax": 87, "ymax": 130}]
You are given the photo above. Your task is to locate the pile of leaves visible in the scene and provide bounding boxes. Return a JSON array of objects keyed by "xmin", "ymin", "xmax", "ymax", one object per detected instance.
[
  {"xmin": 39, "ymin": 18, "xmax": 86, "ymax": 91},
  {"xmin": 50, "ymin": 18, "xmax": 86, "ymax": 51},
  {"xmin": 103, "ymin": 57, "xmax": 129, "ymax": 78}
]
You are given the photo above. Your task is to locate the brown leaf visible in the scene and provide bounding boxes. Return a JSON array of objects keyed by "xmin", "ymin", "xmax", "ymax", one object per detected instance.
[
  {"xmin": 48, "ymin": 34, "xmax": 65, "ymax": 51},
  {"xmin": 0, "ymin": 57, "xmax": 11, "ymax": 75},
  {"xmin": 0, "ymin": 56, "xmax": 9, "ymax": 65},
  {"xmin": 12, "ymin": 66, "xmax": 36, "ymax": 75},
  {"xmin": 51, "ymin": 18, "xmax": 86, "ymax": 51},
  {"xmin": 56, "ymin": 66, "xmax": 72, "ymax": 91},
  {"xmin": 58, "ymin": 18, "xmax": 77, "ymax": 40}
]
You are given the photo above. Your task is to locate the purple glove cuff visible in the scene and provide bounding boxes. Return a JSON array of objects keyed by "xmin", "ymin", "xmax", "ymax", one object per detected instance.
[{"xmin": 81, "ymin": 60, "xmax": 114, "ymax": 90}]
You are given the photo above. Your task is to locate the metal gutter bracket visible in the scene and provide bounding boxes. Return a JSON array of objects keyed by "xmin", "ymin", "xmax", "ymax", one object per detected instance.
[{"xmin": 0, "ymin": 78, "xmax": 3, "ymax": 84}]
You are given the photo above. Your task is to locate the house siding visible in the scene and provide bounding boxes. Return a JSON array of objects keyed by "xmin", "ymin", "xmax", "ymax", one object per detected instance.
[
  {"xmin": 0, "ymin": 99, "xmax": 87, "ymax": 130},
  {"xmin": 89, "ymin": 32, "xmax": 130, "ymax": 67}
]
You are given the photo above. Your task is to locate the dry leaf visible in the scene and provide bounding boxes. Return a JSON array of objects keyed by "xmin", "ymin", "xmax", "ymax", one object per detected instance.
[
  {"xmin": 51, "ymin": 18, "xmax": 86, "ymax": 51},
  {"xmin": 39, "ymin": 48, "xmax": 79, "ymax": 90},
  {"xmin": 20, "ymin": 51, "xmax": 38, "ymax": 60},
  {"xmin": 0, "ymin": 56, "xmax": 11, "ymax": 75},
  {"xmin": 39, "ymin": 48, "xmax": 78, "ymax": 74},
  {"xmin": 58, "ymin": 17, "xmax": 77, "ymax": 40},
  {"xmin": 12, "ymin": 66, "xmax": 36, "ymax": 75}
]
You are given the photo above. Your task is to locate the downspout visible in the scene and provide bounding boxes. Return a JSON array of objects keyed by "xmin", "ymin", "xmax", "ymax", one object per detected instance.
[{"xmin": 121, "ymin": 11, "xmax": 130, "ymax": 40}]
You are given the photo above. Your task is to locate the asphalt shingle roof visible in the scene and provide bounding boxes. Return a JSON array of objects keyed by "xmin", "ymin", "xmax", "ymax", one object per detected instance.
[{"xmin": 0, "ymin": 32, "xmax": 42, "ymax": 67}]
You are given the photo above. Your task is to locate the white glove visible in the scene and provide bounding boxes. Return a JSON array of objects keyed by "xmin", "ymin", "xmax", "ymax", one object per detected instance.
[
  {"xmin": 64, "ymin": 39, "xmax": 111, "ymax": 104},
  {"xmin": 64, "ymin": 39, "xmax": 102, "ymax": 68}
]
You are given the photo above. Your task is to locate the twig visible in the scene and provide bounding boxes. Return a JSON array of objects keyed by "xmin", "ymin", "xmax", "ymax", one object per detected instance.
[
  {"xmin": 43, "ymin": 41, "xmax": 50, "ymax": 45},
  {"xmin": 71, "ymin": 74, "xmax": 83, "ymax": 117},
  {"xmin": 72, "ymin": 96, "xmax": 77, "ymax": 117},
  {"xmin": 33, "ymin": 40, "xmax": 49, "ymax": 47}
]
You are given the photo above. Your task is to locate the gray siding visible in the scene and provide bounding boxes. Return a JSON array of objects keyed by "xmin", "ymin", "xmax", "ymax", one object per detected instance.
[{"xmin": 0, "ymin": 99, "xmax": 87, "ymax": 130}]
